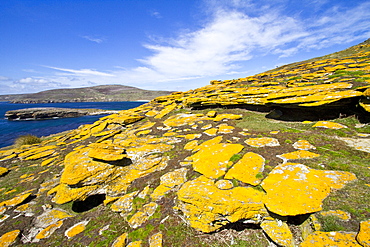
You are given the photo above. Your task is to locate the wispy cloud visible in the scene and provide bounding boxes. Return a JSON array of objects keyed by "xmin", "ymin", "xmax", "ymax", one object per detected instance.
[
  {"xmin": 150, "ymin": 11, "xmax": 162, "ymax": 19},
  {"xmin": 43, "ymin": 66, "xmax": 115, "ymax": 77},
  {"xmin": 80, "ymin": 35, "xmax": 105, "ymax": 43}
]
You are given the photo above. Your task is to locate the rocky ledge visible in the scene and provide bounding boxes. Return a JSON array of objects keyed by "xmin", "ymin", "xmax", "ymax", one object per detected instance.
[{"xmin": 5, "ymin": 108, "xmax": 119, "ymax": 120}]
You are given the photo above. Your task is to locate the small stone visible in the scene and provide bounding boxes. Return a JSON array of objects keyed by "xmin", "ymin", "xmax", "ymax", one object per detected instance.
[
  {"xmin": 127, "ymin": 241, "xmax": 142, "ymax": 247},
  {"xmin": 206, "ymin": 111, "xmax": 217, "ymax": 118},
  {"xmin": 277, "ymin": 150, "xmax": 320, "ymax": 163},
  {"xmin": 111, "ymin": 191, "xmax": 139, "ymax": 213},
  {"xmin": 260, "ymin": 220, "xmax": 295, "ymax": 247},
  {"xmin": 111, "ymin": 232, "xmax": 128, "ymax": 247},
  {"xmin": 0, "ymin": 230, "xmax": 20, "ymax": 247},
  {"xmin": 292, "ymin": 140, "xmax": 316, "ymax": 150},
  {"xmin": 313, "ymin": 121, "xmax": 347, "ymax": 129},
  {"xmin": 149, "ymin": 232, "xmax": 163, "ymax": 247},
  {"xmin": 65, "ymin": 220, "xmax": 89, "ymax": 238},
  {"xmin": 0, "ymin": 167, "xmax": 9, "ymax": 176},
  {"xmin": 204, "ymin": 128, "xmax": 218, "ymax": 136},
  {"xmin": 245, "ymin": 137, "xmax": 280, "ymax": 148},
  {"xmin": 128, "ymin": 202, "xmax": 158, "ymax": 228}
]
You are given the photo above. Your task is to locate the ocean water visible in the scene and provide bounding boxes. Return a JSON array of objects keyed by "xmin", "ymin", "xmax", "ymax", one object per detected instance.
[{"xmin": 0, "ymin": 101, "xmax": 145, "ymax": 149}]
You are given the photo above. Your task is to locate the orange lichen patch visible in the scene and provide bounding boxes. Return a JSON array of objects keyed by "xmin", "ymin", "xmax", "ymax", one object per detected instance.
[
  {"xmin": 300, "ymin": 231, "xmax": 361, "ymax": 247},
  {"xmin": 136, "ymin": 129, "xmax": 152, "ymax": 136},
  {"xmin": 35, "ymin": 220, "xmax": 63, "ymax": 241},
  {"xmin": 0, "ymin": 193, "xmax": 32, "ymax": 207},
  {"xmin": 261, "ymin": 163, "xmax": 356, "ymax": 216},
  {"xmin": 217, "ymin": 124, "xmax": 235, "ymax": 134},
  {"xmin": 65, "ymin": 220, "xmax": 89, "ymax": 238},
  {"xmin": 154, "ymin": 103, "xmax": 178, "ymax": 119},
  {"xmin": 18, "ymin": 145, "xmax": 57, "ymax": 159},
  {"xmin": 292, "ymin": 140, "xmax": 316, "ymax": 150},
  {"xmin": 212, "ymin": 114, "xmax": 242, "ymax": 121},
  {"xmin": 111, "ymin": 232, "xmax": 128, "ymax": 247},
  {"xmin": 201, "ymin": 124, "xmax": 213, "ymax": 130},
  {"xmin": 313, "ymin": 121, "xmax": 347, "ymax": 129},
  {"xmin": 0, "ymin": 230, "xmax": 20, "ymax": 247},
  {"xmin": 41, "ymin": 157, "xmax": 57, "ymax": 167},
  {"xmin": 360, "ymin": 101, "xmax": 370, "ymax": 112},
  {"xmin": 24, "ymin": 149, "xmax": 56, "ymax": 160},
  {"xmin": 225, "ymin": 152, "xmax": 265, "ymax": 185},
  {"xmin": 188, "ymin": 142, "xmax": 243, "ymax": 179},
  {"xmin": 14, "ymin": 202, "xmax": 30, "ymax": 212},
  {"xmin": 260, "ymin": 220, "xmax": 295, "ymax": 247},
  {"xmin": 277, "ymin": 150, "xmax": 320, "ymax": 163},
  {"xmin": 127, "ymin": 241, "xmax": 142, "ymax": 247},
  {"xmin": 151, "ymin": 168, "xmax": 188, "ymax": 200},
  {"xmin": 90, "ymin": 121, "xmax": 108, "ymax": 135},
  {"xmin": 48, "ymin": 184, "xmax": 98, "ymax": 204},
  {"xmin": 128, "ymin": 202, "xmax": 158, "ymax": 228},
  {"xmin": 0, "ymin": 167, "xmax": 9, "ymax": 176},
  {"xmin": 35, "ymin": 208, "xmax": 73, "ymax": 228},
  {"xmin": 176, "ymin": 176, "xmax": 266, "ymax": 233},
  {"xmin": 87, "ymin": 143, "xmax": 126, "ymax": 161},
  {"xmin": 149, "ymin": 232, "xmax": 162, "ymax": 247},
  {"xmin": 185, "ymin": 134, "xmax": 202, "ymax": 140},
  {"xmin": 204, "ymin": 128, "xmax": 218, "ymax": 136},
  {"xmin": 206, "ymin": 111, "xmax": 217, "ymax": 118},
  {"xmin": 320, "ymin": 210, "xmax": 351, "ymax": 221},
  {"xmin": 111, "ymin": 191, "xmax": 139, "ymax": 213},
  {"xmin": 163, "ymin": 113, "xmax": 205, "ymax": 127},
  {"xmin": 357, "ymin": 220, "xmax": 370, "ymax": 247},
  {"xmin": 192, "ymin": 136, "xmax": 223, "ymax": 152},
  {"xmin": 60, "ymin": 148, "xmax": 118, "ymax": 186},
  {"xmin": 184, "ymin": 140, "xmax": 199, "ymax": 151},
  {"xmin": 215, "ymin": 180, "xmax": 234, "ymax": 190},
  {"xmin": 245, "ymin": 137, "xmax": 280, "ymax": 148}
]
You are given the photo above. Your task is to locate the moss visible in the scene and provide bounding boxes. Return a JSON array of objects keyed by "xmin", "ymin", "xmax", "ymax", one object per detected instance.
[{"xmin": 128, "ymin": 224, "xmax": 155, "ymax": 242}]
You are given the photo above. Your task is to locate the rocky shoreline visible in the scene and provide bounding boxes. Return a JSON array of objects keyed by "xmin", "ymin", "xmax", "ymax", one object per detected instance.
[{"xmin": 5, "ymin": 107, "xmax": 118, "ymax": 120}]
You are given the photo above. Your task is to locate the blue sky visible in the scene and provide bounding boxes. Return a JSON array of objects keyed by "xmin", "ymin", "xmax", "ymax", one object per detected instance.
[{"xmin": 1, "ymin": 0, "xmax": 369, "ymax": 95}]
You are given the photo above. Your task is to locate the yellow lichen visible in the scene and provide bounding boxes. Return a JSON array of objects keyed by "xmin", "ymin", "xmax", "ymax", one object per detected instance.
[
  {"xmin": 300, "ymin": 231, "xmax": 361, "ymax": 247},
  {"xmin": 277, "ymin": 150, "xmax": 320, "ymax": 163},
  {"xmin": 65, "ymin": 220, "xmax": 89, "ymax": 238},
  {"xmin": 313, "ymin": 121, "xmax": 347, "ymax": 129},
  {"xmin": 320, "ymin": 210, "xmax": 351, "ymax": 221},
  {"xmin": 0, "ymin": 230, "xmax": 20, "ymax": 247},
  {"xmin": 35, "ymin": 220, "xmax": 63, "ymax": 241},
  {"xmin": 111, "ymin": 232, "xmax": 128, "ymax": 247},
  {"xmin": 357, "ymin": 220, "xmax": 370, "ymax": 247},
  {"xmin": 260, "ymin": 220, "xmax": 295, "ymax": 247},
  {"xmin": 0, "ymin": 193, "xmax": 32, "ymax": 207},
  {"xmin": 225, "ymin": 152, "xmax": 265, "ymax": 185},
  {"xmin": 245, "ymin": 137, "xmax": 280, "ymax": 148},
  {"xmin": 149, "ymin": 232, "xmax": 162, "ymax": 247}
]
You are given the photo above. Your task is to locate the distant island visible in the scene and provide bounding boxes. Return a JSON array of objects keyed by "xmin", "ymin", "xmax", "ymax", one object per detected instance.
[
  {"xmin": 0, "ymin": 84, "xmax": 174, "ymax": 103},
  {"xmin": 5, "ymin": 107, "xmax": 119, "ymax": 120}
]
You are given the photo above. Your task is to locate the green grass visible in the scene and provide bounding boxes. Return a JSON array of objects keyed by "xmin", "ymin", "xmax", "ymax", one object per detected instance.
[{"xmin": 14, "ymin": 134, "xmax": 42, "ymax": 147}]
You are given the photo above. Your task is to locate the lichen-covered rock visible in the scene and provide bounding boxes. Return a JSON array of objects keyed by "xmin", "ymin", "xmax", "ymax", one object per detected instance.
[
  {"xmin": 188, "ymin": 142, "xmax": 243, "ymax": 179},
  {"xmin": 151, "ymin": 168, "xmax": 188, "ymax": 200},
  {"xmin": 261, "ymin": 163, "xmax": 356, "ymax": 216},
  {"xmin": 212, "ymin": 114, "xmax": 242, "ymax": 121},
  {"xmin": 245, "ymin": 137, "xmax": 280, "ymax": 148},
  {"xmin": 357, "ymin": 220, "xmax": 370, "ymax": 247},
  {"xmin": 320, "ymin": 210, "xmax": 351, "ymax": 221},
  {"xmin": 128, "ymin": 202, "xmax": 158, "ymax": 228},
  {"xmin": 111, "ymin": 232, "xmax": 128, "ymax": 247},
  {"xmin": 149, "ymin": 232, "xmax": 163, "ymax": 247},
  {"xmin": 313, "ymin": 121, "xmax": 347, "ymax": 129},
  {"xmin": 0, "ymin": 193, "xmax": 32, "ymax": 207},
  {"xmin": 224, "ymin": 152, "xmax": 265, "ymax": 185},
  {"xmin": 34, "ymin": 208, "xmax": 74, "ymax": 228},
  {"xmin": 127, "ymin": 241, "xmax": 142, "ymax": 247},
  {"xmin": 111, "ymin": 191, "xmax": 139, "ymax": 213},
  {"xmin": 34, "ymin": 220, "xmax": 63, "ymax": 242},
  {"xmin": 292, "ymin": 140, "xmax": 316, "ymax": 150},
  {"xmin": 260, "ymin": 220, "xmax": 295, "ymax": 247},
  {"xmin": 87, "ymin": 143, "xmax": 127, "ymax": 161},
  {"xmin": 300, "ymin": 231, "xmax": 361, "ymax": 246},
  {"xmin": 277, "ymin": 150, "xmax": 320, "ymax": 163},
  {"xmin": 64, "ymin": 220, "xmax": 89, "ymax": 238},
  {"xmin": 176, "ymin": 176, "xmax": 266, "ymax": 233},
  {"xmin": 0, "ymin": 167, "xmax": 9, "ymax": 176},
  {"xmin": 163, "ymin": 113, "xmax": 205, "ymax": 127},
  {"xmin": 0, "ymin": 230, "xmax": 20, "ymax": 247}
]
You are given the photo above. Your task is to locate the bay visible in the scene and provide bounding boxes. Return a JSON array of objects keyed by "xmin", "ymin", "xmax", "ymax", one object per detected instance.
[{"xmin": 0, "ymin": 101, "xmax": 145, "ymax": 148}]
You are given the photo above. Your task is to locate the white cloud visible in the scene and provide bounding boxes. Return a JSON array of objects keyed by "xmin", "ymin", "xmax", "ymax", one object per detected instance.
[
  {"xmin": 150, "ymin": 11, "xmax": 162, "ymax": 19},
  {"xmin": 44, "ymin": 66, "xmax": 115, "ymax": 77},
  {"xmin": 80, "ymin": 35, "xmax": 105, "ymax": 43}
]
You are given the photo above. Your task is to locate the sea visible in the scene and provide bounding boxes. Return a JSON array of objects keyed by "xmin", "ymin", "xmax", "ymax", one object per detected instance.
[{"xmin": 0, "ymin": 101, "xmax": 146, "ymax": 149}]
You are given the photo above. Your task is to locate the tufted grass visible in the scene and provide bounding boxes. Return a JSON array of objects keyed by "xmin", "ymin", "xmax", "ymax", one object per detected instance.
[{"xmin": 14, "ymin": 134, "xmax": 42, "ymax": 147}]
